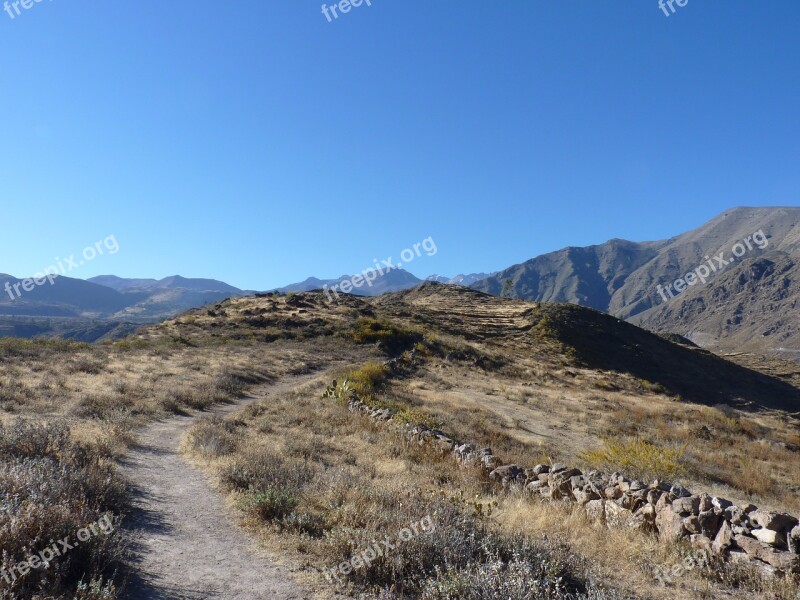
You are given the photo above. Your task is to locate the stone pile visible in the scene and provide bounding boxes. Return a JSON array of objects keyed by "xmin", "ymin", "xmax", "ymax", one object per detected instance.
[{"xmin": 346, "ymin": 393, "xmax": 800, "ymax": 575}]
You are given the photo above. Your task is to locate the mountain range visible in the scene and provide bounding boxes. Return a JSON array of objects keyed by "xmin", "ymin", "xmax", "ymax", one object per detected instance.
[
  {"xmin": 471, "ymin": 206, "xmax": 800, "ymax": 358},
  {"xmin": 1, "ymin": 207, "xmax": 798, "ymax": 357},
  {"xmin": 273, "ymin": 270, "xmax": 493, "ymax": 296}
]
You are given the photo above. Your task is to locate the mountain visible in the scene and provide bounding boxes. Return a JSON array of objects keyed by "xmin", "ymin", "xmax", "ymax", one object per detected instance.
[
  {"xmin": 472, "ymin": 207, "xmax": 800, "ymax": 356},
  {"xmin": 426, "ymin": 273, "xmax": 496, "ymax": 286},
  {"xmin": 0, "ymin": 274, "xmax": 132, "ymax": 316},
  {"xmin": 88, "ymin": 275, "xmax": 242, "ymax": 295},
  {"xmin": 0, "ymin": 273, "xmax": 249, "ymax": 339},
  {"xmin": 87, "ymin": 275, "xmax": 160, "ymax": 291},
  {"xmin": 274, "ymin": 268, "xmax": 422, "ymax": 296}
]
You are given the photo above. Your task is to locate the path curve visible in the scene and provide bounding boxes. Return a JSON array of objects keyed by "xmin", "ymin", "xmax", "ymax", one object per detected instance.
[{"xmin": 119, "ymin": 374, "xmax": 324, "ymax": 600}]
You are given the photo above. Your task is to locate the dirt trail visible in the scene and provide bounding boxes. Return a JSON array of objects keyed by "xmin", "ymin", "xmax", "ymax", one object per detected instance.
[{"xmin": 119, "ymin": 374, "xmax": 324, "ymax": 600}]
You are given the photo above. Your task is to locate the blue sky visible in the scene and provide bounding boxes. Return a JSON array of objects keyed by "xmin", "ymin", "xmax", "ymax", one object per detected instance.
[{"xmin": 1, "ymin": 1, "xmax": 798, "ymax": 290}]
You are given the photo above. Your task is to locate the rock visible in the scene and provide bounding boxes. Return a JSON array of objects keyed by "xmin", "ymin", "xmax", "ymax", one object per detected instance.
[
  {"xmin": 672, "ymin": 495, "xmax": 701, "ymax": 516},
  {"xmin": 741, "ymin": 503, "xmax": 758, "ymax": 515},
  {"xmin": 725, "ymin": 505, "xmax": 749, "ymax": 526},
  {"xmin": 712, "ymin": 520, "xmax": 734, "ymax": 555},
  {"xmin": 789, "ymin": 526, "xmax": 800, "ymax": 555},
  {"xmin": 629, "ymin": 480, "xmax": 646, "ymax": 492},
  {"xmin": 697, "ymin": 510, "xmax": 721, "ymax": 537},
  {"xmin": 604, "ymin": 486, "xmax": 623, "ymax": 500},
  {"xmin": 585, "ymin": 499, "xmax": 606, "ymax": 526},
  {"xmin": 630, "ymin": 504, "xmax": 656, "ymax": 532},
  {"xmin": 683, "ymin": 516, "xmax": 702, "ymax": 534},
  {"xmin": 553, "ymin": 467, "xmax": 582, "ymax": 480},
  {"xmin": 689, "ymin": 534, "xmax": 713, "ymax": 554},
  {"xmin": 734, "ymin": 534, "xmax": 799, "ymax": 572},
  {"xmin": 656, "ymin": 505, "xmax": 687, "ymax": 543},
  {"xmin": 573, "ymin": 486, "xmax": 601, "ymax": 505},
  {"xmin": 550, "ymin": 463, "xmax": 567, "ymax": 473},
  {"xmin": 605, "ymin": 501, "xmax": 632, "ymax": 528},
  {"xmin": 526, "ymin": 480, "xmax": 546, "ymax": 493},
  {"xmin": 569, "ymin": 475, "xmax": 586, "ymax": 491},
  {"xmin": 669, "ymin": 484, "xmax": 691, "ymax": 499},
  {"xmin": 655, "ymin": 492, "xmax": 672, "ymax": 512},
  {"xmin": 489, "ymin": 464, "xmax": 525, "ymax": 485},
  {"xmin": 435, "ymin": 436, "xmax": 455, "ymax": 451},
  {"xmin": 455, "ymin": 443, "xmax": 474, "ymax": 456},
  {"xmin": 481, "ymin": 454, "xmax": 501, "ymax": 470},
  {"xmin": 532, "ymin": 464, "xmax": 550, "ymax": 476},
  {"xmin": 712, "ymin": 497, "xmax": 733, "ymax": 512},
  {"xmin": 750, "ymin": 511, "xmax": 799, "ymax": 532},
  {"xmin": 646, "ymin": 489, "xmax": 664, "ymax": 506},
  {"xmin": 751, "ymin": 528, "xmax": 787, "ymax": 548}
]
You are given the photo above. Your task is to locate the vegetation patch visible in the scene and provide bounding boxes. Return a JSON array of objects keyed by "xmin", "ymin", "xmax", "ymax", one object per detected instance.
[{"xmin": 579, "ymin": 436, "xmax": 687, "ymax": 482}]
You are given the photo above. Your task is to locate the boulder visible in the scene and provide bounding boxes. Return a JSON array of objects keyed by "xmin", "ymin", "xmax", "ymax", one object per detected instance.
[
  {"xmin": 526, "ymin": 480, "xmax": 546, "ymax": 493},
  {"xmin": 532, "ymin": 464, "xmax": 550, "ymax": 476},
  {"xmin": 656, "ymin": 505, "xmax": 687, "ymax": 543},
  {"xmin": 712, "ymin": 496, "xmax": 733, "ymax": 512},
  {"xmin": 697, "ymin": 510, "xmax": 721, "ymax": 538},
  {"xmin": 749, "ymin": 511, "xmax": 798, "ymax": 532},
  {"xmin": 712, "ymin": 520, "xmax": 734, "ymax": 555},
  {"xmin": 605, "ymin": 500, "xmax": 632, "ymax": 528},
  {"xmin": 573, "ymin": 487, "xmax": 601, "ymax": 505},
  {"xmin": 669, "ymin": 484, "xmax": 691, "ymax": 499},
  {"xmin": 672, "ymin": 495, "xmax": 701, "ymax": 516},
  {"xmin": 550, "ymin": 463, "xmax": 567, "ymax": 473},
  {"xmin": 646, "ymin": 489, "xmax": 664, "ymax": 506},
  {"xmin": 630, "ymin": 504, "xmax": 656, "ymax": 532},
  {"xmin": 683, "ymin": 516, "xmax": 702, "ymax": 535},
  {"xmin": 481, "ymin": 454, "xmax": 501, "ymax": 470},
  {"xmin": 751, "ymin": 528, "xmax": 787, "ymax": 548},
  {"xmin": 734, "ymin": 534, "xmax": 799, "ymax": 572},
  {"xmin": 689, "ymin": 534, "xmax": 713, "ymax": 554},
  {"xmin": 489, "ymin": 464, "xmax": 525, "ymax": 485},
  {"xmin": 585, "ymin": 499, "xmax": 606, "ymax": 526}
]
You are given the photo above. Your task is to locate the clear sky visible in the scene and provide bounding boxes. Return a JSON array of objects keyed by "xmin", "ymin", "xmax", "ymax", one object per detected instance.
[{"xmin": 1, "ymin": 1, "xmax": 798, "ymax": 290}]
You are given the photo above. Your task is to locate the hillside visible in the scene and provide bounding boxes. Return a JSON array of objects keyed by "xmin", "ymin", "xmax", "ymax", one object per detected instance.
[
  {"xmin": 3, "ymin": 285, "xmax": 800, "ymax": 599},
  {"xmin": 472, "ymin": 207, "xmax": 800, "ymax": 355}
]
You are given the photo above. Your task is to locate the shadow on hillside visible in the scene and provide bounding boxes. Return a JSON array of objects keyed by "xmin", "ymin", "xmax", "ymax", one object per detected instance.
[{"xmin": 543, "ymin": 304, "xmax": 800, "ymax": 413}]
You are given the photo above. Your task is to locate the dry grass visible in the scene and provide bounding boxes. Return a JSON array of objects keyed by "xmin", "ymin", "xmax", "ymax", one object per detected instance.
[{"xmin": 5, "ymin": 288, "xmax": 800, "ymax": 598}]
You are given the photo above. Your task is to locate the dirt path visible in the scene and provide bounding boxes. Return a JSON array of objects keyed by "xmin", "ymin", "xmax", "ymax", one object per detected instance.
[{"xmin": 119, "ymin": 374, "xmax": 325, "ymax": 600}]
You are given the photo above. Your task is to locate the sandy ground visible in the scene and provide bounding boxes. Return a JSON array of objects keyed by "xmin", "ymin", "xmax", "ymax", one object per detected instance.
[{"xmin": 119, "ymin": 374, "xmax": 330, "ymax": 600}]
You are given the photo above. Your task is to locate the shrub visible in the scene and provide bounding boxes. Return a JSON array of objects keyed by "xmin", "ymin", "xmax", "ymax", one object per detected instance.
[
  {"xmin": 0, "ymin": 420, "xmax": 127, "ymax": 599},
  {"xmin": 344, "ymin": 319, "xmax": 422, "ymax": 355},
  {"xmin": 186, "ymin": 416, "xmax": 241, "ymax": 458},
  {"xmin": 579, "ymin": 437, "xmax": 686, "ymax": 482},
  {"xmin": 242, "ymin": 489, "xmax": 299, "ymax": 521}
]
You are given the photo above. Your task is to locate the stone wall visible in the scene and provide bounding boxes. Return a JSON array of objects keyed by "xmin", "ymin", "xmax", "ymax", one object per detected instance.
[{"xmin": 347, "ymin": 393, "xmax": 800, "ymax": 576}]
